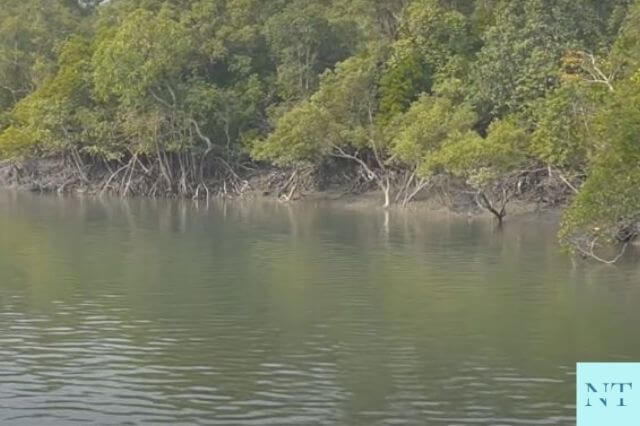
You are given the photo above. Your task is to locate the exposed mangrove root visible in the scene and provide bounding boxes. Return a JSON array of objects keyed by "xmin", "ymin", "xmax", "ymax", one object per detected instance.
[
  {"xmin": 5, "ymin": 152, "xmax": 579, "ymax": 222},
  {"xmin": 267, "ymin": 167, "xmax": 314, "ymax": 202},
  {"xmin": 100, "ymin": 162, "xmax": 130, "ymax": 197},
  {"xmin": 395, "ymin": 171, "xmax": 431, "ymax": 208},
  {"xmin": 10, "ymin": 151, "xmax": 253, "ymax": 200},
  {"xmin": 570, "ymin": 236, "xmax": 630, "ymax": 264}
]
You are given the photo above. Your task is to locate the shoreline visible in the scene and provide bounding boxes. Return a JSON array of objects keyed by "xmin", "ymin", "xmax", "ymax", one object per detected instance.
[{"xmin": 0, "ymin": 157, "xmax": 563, "ymax": 221}]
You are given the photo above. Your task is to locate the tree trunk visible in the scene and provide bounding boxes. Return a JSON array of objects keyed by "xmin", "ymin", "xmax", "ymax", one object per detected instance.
[
  {"xmin": 382, "ymin": 176, "xmax": 391, "ymax": 209},
  {"xmin": 476, "ymin": 190, "xmax": 507, "ymax": 224}
]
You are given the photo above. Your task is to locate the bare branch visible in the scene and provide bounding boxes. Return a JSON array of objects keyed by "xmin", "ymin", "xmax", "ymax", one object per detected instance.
[
  {"xmin": 577, "ymin": 51, "xmax": 615, "ymax": 93},
  {"xmin": 189, "ymin": 119, "xmax": 213, "ymax": 150},
  {"xmin": 558, "ymin": 173, "xmax": 579, "ymax": 194},
  {"xmin": 149, "ymin": 88, "xmax": 174, "ymax": 108},
  {"xmin": 573, "ymin": 237, "xmax": 629, "ymax": 264},
  {"xmin": 330, "ymin": 145, "xmax": 380, "ymax": 184},
  {"xmin": 476, "ymin": 190, "xmax": 508, "ymax": 223},
  {"xmin": 165, "ymin": 83, "xmax": 177, "ymax": 106}
]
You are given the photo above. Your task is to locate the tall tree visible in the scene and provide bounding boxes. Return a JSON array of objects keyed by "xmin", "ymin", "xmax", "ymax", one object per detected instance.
[{"xmin": 0, "ymin": 0, "xmax": 81, "ymax": 114}]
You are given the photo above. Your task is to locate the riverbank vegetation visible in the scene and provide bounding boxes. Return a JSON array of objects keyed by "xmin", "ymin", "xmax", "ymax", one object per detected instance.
[{"xmin": 1, "ymin": 0, "xmax": 639, "ymax": 260}]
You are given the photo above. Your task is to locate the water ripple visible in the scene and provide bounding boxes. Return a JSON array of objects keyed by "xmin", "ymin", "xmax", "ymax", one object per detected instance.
[{"xmin": 2, "ymin": 194, "xmax": 638, "ymax": 424}]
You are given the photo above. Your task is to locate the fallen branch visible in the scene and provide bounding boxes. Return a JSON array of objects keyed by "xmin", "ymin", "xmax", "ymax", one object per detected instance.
[{"xmin": 573, "ymin": 236, "xmax": 629, "ymax": 264}]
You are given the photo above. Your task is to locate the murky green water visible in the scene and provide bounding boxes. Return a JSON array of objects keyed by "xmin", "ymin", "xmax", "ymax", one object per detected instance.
[{"xmin": 1, "ymin": 191, "xmax": 640, "ymax": 425}]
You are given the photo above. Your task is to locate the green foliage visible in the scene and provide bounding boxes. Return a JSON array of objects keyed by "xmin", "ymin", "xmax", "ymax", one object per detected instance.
[
  {"xmin": 471, "ymin": 0, "xmax": 626, "ymax": 121},
  {"xmin": 0, "ymin": 35, "xmax": 96, "ymax": 159},
  {"xmin": 472, "ymin": 1, "xmax": 566, "ymax": 119},
  {"xmin": 0, "ymin": 126, "xmax": 40, "ymax": 159},
  {"xmin": 423, "ymin": 118, "xmax": 530, "ymax": 187},
  {"xmin": 0, "ymin": 0, "xmax": 81, "ymax": 113},
  {"xmin": 610, "ymin": 0, "xmax": 640, "ymax": 78},
  {"xmin": 251, "ymin": 102, "xmax": 333, "ymax": 166},
  {"xmin": 92, "ymin": 7, "xmax": 191, "ymax": 103},
  {"xmin": 312, "ymin": 55, "xmax": 379, "ymax": 145},
  {"xmin": 390, "ymin": 95, "xmax": 475, "ymax": 167},
  {"xmin": 529, "ymin": 83, "xmax": 603, "ymax": 170},
  {"xmin": 252, "ymin": 54, "xmax": 379, "ymax": 166},
  {"xmin": 560, "ymin": 80, "xmax": 640, "ymax": 244},
  {"xmin": 377, "ymin": 0, "xmax": 475, "ymax": 122},
  {"xmin": 0, "ymin": 0, "xmax": 637, "ymax": 243},
  {"xmin": 264, "ymin": 0, "xmax": 354, "ymax": 100},
  {"xmin": 403, "ymin": 0, "xmax": 475, "ymax": 70},
  {"xmin": 378, "ymin": 42, "xmax": 432, "ymax": 123}
]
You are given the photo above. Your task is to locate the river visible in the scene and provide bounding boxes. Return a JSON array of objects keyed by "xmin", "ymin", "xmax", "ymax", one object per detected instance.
[{"xmin": 1, "ymin": 191, "xmax": 639, "ymax": 425}]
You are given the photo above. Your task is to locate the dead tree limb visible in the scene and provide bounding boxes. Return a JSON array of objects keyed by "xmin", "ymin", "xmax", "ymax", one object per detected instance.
[{"xmin": 573, "ymin": 236, "xmax": 629, "ymax": 264}]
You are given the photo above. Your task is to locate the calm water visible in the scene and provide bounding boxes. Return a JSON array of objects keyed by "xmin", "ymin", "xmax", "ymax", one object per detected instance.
[{"xmin": 1, "ymin": 191, "xmax": 640, "ymax": 425}]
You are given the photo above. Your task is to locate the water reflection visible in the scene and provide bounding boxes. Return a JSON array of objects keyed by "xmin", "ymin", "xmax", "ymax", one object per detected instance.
[{"xmin": 1, "ymin": 191, "xmax": 639, "ymax": 425}]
